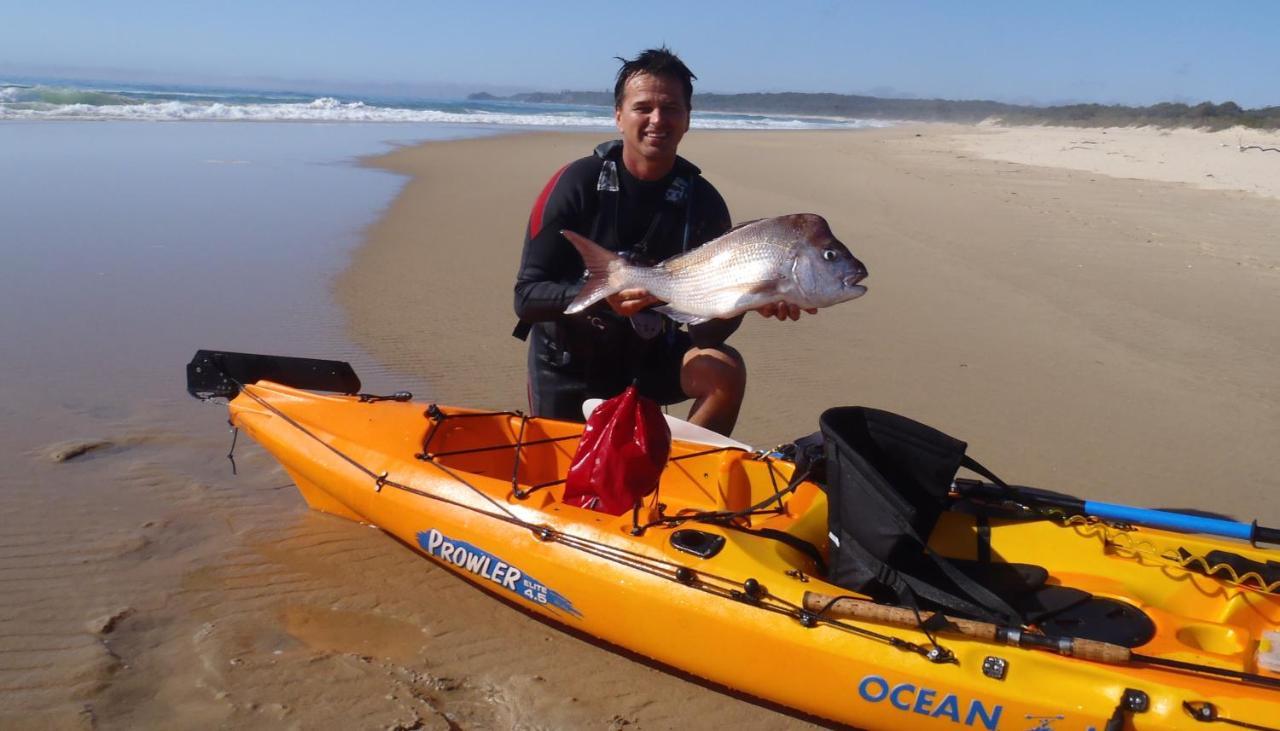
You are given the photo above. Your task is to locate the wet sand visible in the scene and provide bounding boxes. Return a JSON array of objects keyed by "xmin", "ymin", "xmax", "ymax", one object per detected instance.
[
  {"xmin": 1, "ymin": 122, "xmax": 834, "ymax": 730},
  {"xmin": 4, "ymin": 122, "xmax": 1278, "ymax": 730}
]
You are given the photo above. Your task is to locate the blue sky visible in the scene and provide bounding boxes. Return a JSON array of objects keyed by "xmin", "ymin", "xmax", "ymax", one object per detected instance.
[{"xmin": 2, "ymin": 0, "xmax": 1276, "ymax": 107}]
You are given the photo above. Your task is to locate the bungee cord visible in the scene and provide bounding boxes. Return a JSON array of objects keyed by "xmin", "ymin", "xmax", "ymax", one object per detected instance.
[
  {"xmin": 211, "ymin": 375, "xmax": 1280, "ymax": 703},
  {"xmin": 1061, "ymin": 516, "xmax": 1280, "ymax": 594},
  {"xmin": 224, "ymin": 382, "xmax": 945, "ymax": 660}
]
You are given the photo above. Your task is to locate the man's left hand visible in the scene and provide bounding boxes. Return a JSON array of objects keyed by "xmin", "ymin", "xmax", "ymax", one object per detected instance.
[{"xmin": 606, "ymin": 288, "xmax": 662, "ymax": 317}]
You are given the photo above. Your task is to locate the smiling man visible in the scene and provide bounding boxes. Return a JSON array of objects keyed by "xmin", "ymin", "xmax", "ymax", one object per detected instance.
[{"xmin": 513, "ymin": 48, "xmax": 800, "ymax": 436}]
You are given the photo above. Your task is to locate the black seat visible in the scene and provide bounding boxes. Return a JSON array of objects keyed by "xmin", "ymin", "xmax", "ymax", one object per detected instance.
[{"xmin": 819, "ymin": 405, "xmax": 1154, "ymax": 646}]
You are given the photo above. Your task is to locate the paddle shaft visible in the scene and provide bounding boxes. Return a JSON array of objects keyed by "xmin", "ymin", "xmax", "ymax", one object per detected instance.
[
  {"xmin": 802, "ymin": 592, "xmax": 1131, "ymax": 664},
  {"xmin": 952, "ymin": 478, "xmax": 1280, "ymax": 547}
]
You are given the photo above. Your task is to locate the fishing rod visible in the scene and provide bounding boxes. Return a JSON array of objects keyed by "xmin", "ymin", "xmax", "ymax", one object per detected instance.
[
  {"xmin": 952, "ymin": 478, "xmax": 1280, "ymax": 548},
  {"xmin": 802, "ymin": 592, "xmax": 1280, "ymax": 691}
]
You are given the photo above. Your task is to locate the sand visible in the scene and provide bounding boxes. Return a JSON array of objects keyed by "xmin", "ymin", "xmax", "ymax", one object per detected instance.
[
  {"xmin": 338, "ymin": 124, "xmax": 1279, "ymax": 521},
  {"xmin": 5, "ymin": 122, "xmax": 1277, "ymax": 730},
  {"xmin": 962, "ymin": 124, "xmax": 1280, "ymax": 200},
  {"xmin": 329, "ymin": 123, "xmax": 1279, "ymax": 724}
]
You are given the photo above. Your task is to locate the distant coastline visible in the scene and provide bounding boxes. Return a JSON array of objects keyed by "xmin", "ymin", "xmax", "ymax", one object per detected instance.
[
  {"xmin": 6, "ymin": 77, "xmax": 1275, "ymax": 130},
  {"xmin": 470, "ymin": 90, "xmax": 1280, "ymax": 130}
]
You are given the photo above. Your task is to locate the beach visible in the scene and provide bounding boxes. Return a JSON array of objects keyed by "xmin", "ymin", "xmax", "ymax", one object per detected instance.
[
  {"xmin": 341, "ymin": 124, "xmax": 1280, "ymax": 517},
  {"xmin": 4, "ymin": 121, "xmax": 1278, "ymax": 729}
]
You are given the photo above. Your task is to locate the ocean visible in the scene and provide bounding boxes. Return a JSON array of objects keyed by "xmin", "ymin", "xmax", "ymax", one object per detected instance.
[
  {"xmin": 1, "ymin": 78, "xmax": 887, "ymax": 130},
  {"xmin": 0, "ymin": 119, "xmax": 489, "ymax": 451}
]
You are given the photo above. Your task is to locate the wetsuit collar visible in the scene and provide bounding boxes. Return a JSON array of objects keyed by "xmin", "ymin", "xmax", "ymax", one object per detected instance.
[{"xmin": 593, "ymin": 139, "xmax": 700, "ymax": 177}]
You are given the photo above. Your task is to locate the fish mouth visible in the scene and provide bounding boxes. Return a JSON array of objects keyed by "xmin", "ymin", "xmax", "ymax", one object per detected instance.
[
  {"xmin": 842, "ymin": 273, "xmax": 868, "ymax": 298},
  {"xmin": 843, "ymin": 273, "xmax": 868, "ymax": 287}
]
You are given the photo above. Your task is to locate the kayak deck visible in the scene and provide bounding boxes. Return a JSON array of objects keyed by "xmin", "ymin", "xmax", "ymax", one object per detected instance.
[{"xmin": 229, "ymin": 381, "xmax": 1280, "ymax": 729}]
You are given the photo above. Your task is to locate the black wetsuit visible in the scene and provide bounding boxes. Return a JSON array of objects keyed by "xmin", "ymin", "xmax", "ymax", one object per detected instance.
[{"xmin": 514, "ymin": 141, "xmax": 739, "ymax": 420}]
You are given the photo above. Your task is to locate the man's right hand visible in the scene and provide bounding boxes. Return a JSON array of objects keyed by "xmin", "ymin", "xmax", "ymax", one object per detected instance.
[
  {"xmin": 606, "ymin": 288, "xmax": 661, "ymax": 317},
  {"xmin": 756, "ymin": 302, "xmax": 818, "ymax": 321}
]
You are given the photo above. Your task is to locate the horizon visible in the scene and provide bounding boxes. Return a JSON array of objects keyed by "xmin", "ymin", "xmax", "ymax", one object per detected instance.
[
  {"xmin": 3, "ymin": 1, "xmax": 1277, "ymax": 108},
  {"xmin": 3, "ymin": 72, "xmax": 1274, "ymax": 113}
]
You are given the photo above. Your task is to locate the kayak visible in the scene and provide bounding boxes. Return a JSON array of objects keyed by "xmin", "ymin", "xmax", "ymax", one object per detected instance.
[{"xmin": 188, "ymin": 351, "xmax": 1280, "ymax": 730}]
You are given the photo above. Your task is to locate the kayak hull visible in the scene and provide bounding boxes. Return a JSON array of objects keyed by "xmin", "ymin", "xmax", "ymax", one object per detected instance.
[{"xmin": 229, "ymin": 382, "xmax": 1280, "ymax": 730}]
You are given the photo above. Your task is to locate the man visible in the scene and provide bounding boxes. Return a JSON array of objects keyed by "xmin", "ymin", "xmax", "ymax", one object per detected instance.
[{"xmin": 513, "ymin": 48, "xmax": 812, "ymax": 436}]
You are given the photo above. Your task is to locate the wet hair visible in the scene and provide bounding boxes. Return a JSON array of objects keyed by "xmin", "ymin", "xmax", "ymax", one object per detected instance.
[{"xmin": 613, "ymin": 47, "xmax": 696, "ymax": 110}]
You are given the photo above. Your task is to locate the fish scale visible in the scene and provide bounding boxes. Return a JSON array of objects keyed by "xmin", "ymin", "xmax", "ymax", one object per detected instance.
[{"xmin": 650, "ymin": 243, "xmax": 787, "ymax": 314}]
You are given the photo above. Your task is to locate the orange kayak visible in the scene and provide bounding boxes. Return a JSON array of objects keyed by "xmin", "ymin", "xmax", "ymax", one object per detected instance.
[{"xmin": 195, "ymin": 354, "xmax": 1280, "ymax": 730}]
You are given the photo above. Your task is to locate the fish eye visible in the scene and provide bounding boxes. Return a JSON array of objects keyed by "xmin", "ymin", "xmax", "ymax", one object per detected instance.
[{"xmin": 822, "ymin": 248, "xmax": 839, "ymax": 262}]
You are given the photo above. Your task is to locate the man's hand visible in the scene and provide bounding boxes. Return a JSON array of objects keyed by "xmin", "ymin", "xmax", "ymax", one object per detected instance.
[
  {"xmin": 606, "ymin": 288, "xmax": 661, "ymax": 317},
  {"xmin": 756, "ymin": 302, "xmax": 818, "ymax": 321}
]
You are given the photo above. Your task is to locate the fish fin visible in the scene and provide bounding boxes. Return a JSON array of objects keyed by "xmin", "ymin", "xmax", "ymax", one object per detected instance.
[
  {"xmin": 562, "ymin": 230, "xmax": 623, "ymax": 314},
  {"xmin": 723, "ymin": 218, "xmax": 765, "ymax": 235},
  {"xmin": 743, "ymin": 278, "xmax": 786, "ymax": 298},
  {"xmin": 654, "ymin": 305, "xmax": 710, "ymax": 326}
]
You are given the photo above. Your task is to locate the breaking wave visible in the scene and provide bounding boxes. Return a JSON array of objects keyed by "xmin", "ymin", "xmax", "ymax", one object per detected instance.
[{"xmin": 1, "ymin": 83, "xmax": 889, "ymax": 130}]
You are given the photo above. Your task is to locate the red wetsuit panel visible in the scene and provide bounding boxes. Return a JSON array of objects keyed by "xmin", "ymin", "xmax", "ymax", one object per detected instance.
[{"xmin": 528, "ymin": 164, "xmax": 570, "ymax": 239}]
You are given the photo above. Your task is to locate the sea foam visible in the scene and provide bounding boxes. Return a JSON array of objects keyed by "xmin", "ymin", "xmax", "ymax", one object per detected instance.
[{"xmin": 0, "ymin": 83, "xmax": 889, "ymax": 130}]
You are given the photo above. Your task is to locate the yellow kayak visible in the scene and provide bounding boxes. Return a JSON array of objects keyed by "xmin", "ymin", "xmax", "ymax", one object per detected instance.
[{"xmin": 189, "ymin": 352, "xmax": 1280, "ymax": 730}]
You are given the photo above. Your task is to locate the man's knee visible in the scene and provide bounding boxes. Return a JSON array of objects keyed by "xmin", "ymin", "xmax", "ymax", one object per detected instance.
[{"xmin": 680, "ymin": 345, "xmax": 746, "ymax": 398}]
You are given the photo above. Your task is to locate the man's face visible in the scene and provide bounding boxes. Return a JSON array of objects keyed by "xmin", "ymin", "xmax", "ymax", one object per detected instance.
[{"xmin": 615, "ymin": 72, "xmax": 690, "ymax": 166}]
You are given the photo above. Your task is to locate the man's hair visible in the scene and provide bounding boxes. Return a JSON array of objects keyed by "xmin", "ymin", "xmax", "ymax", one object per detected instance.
[{"xmin": 613, "ymin": 47, "xmax": 696, "ymax": 110}]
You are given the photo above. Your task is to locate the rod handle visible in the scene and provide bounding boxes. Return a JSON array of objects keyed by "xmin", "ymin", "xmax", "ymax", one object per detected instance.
[
  {"xmin": 1071, "ymin": 637, "xmax": 1132, "ymax": 664},
  {"xmin": 804, "ymin": 592, "xmax": 1136, "ymax": 665},
  {"xmin": 803, "ymin": 592, "xmax": 998, "ymax": 641}
]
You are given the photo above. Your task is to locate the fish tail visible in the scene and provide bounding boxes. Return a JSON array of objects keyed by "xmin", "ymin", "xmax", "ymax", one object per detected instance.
[{"xmin": 562, "ymin": 230, "xmax": 625, "ymax": 314}]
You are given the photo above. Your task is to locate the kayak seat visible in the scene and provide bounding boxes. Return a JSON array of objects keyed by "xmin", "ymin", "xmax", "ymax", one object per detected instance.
[
  {"xmin": 903, "ymin": 555, "xmax": 1059, "ymax": 612},
  {"xmin": 950, "ymin": 559, "xmax": 1049, "ymax": 595},
  {"xmin": 943, "ymin": 560, "xmax": 1098, "ymax": 627},
  {"xmin": 1033, "ymin": 595, "xmax": 1156, "ymax": 647},
  {"xmin": 817, "ymin": 406, "xmax": 1158, "ymax": 643},
  {"xmin": 894, "ymin": 551, "xmax": 1152, "ymax": 644}
]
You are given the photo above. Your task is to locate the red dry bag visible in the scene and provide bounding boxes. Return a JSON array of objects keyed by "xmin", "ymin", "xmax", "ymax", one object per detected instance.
[{"xmin": 562, "ymin": 385, "xmax": 672, "ymax": 515}]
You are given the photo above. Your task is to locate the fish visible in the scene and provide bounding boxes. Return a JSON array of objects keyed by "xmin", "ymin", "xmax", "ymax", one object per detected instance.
[{"xmin": 562, "ymin": 213, "xmax": 868, "ymax": 325}]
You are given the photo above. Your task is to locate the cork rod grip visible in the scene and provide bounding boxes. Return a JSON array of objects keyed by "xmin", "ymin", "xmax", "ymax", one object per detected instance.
[
  {"xmin": 1069, "ymin": 637, "xmax": 1132, "ymax": 664},
  {"xmin": 802, "ymin": 592, "xmax": 998, "ymax": 641}
]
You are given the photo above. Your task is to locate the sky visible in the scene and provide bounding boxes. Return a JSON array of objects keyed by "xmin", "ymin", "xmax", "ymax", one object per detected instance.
[{"xmin": 2, "ymin": 0, "xmax": 1277, "ymax": 107}]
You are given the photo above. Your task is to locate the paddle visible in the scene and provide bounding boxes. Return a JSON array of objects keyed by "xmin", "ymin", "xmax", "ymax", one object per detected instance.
[
  {"xmin": 582, "ymin": 398, "xmax": 755, "ymax": 451},
  {"xmin": 802, "ymin": 592, "xmax": 1280, "ymax": 689},
  {"xmin": 953, "ymin": 478, "xmax": 1280, "ymax": 547}
]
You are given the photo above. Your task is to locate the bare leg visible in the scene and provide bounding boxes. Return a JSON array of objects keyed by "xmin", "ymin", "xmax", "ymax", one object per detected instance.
[{"xmin": 680, "ymin": 345, "xmax": 746, "ymax": 437}]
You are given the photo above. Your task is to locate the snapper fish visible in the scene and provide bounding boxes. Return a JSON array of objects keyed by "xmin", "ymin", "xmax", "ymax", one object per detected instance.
[{"xmin": 562, "ymin": 213, "xmax": 868, "ymax": 325}]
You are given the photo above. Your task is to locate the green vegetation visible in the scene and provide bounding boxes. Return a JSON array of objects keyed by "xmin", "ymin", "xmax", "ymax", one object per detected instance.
[{"xmin": 469, "ymin": 91, "xmax": 1280, "ymax": 130}]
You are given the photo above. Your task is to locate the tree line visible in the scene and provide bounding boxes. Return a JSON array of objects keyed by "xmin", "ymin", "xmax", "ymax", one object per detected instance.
[{"xmin": 469, "ymin": 91, "xmax": 1279, "ymax": 130}]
